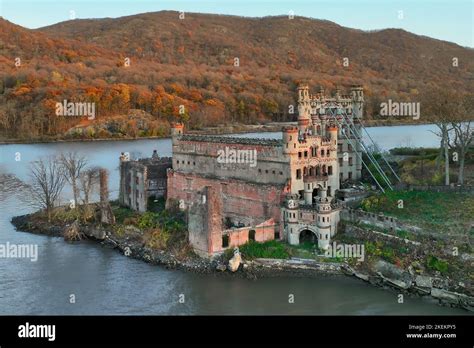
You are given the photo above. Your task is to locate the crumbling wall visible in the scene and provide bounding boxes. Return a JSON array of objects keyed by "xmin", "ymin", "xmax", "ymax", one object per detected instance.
[
  {"xmin": 167, "ymin": 170, "xmax": 285, "ymax": 226},
  {"xmin": 188, "ymin": 186, "xmax": 223, "ymax": 257}
]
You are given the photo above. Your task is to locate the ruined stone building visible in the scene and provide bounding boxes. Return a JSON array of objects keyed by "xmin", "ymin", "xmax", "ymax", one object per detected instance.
[
  {"xmin": 120, "ymin": 85, "xmax": 364, "ymax": 257},
  {"xmin": 165, "ymin": 85, "xmax": 364, "ymax": 257},
  {"xmin": 119, "ymin": 150, "xmax": 172, "ymax": 212}
]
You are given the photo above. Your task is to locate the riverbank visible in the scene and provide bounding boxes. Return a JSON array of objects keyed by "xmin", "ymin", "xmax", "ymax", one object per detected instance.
[
  {"xmin": 0, "ymin": 120, "xmax": 433, "ymax": 145},
  {"xmin": 10, "ymin": 209, "xmax": 474, "ymax": 312}
]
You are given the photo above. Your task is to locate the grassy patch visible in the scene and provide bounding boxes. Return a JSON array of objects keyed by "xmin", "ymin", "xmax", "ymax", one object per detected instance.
[
  {"xmin": 239, "ymin": 240, "xmax": 290, "ymax": 260},
  {"xmin": 360, "ymin": 190, "xmax": 474, "ymax": 235}
]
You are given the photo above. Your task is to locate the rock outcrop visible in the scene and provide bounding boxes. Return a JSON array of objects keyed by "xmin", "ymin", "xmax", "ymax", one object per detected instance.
[{"xmin": 228, "ymin": 247, "xmax": 242, "ymax": 272}]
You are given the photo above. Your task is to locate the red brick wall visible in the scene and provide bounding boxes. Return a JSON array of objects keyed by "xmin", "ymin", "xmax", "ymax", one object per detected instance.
[
  {"xmin": 167, "ymin": 170, "xmax": 286, "ymax": 224},
  {"xmin": 167, "ymin": 170, "xmax": 288, "ymax": 254},
  {"xmin": 224, "ymin": 219, "xmax": 277, "ymax": 250}
]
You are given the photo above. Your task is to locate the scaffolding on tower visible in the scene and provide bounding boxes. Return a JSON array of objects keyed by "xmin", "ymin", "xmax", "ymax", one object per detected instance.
[{"xmin": 325, "ymin": 104, "xmax": 400, "ymax": 192}]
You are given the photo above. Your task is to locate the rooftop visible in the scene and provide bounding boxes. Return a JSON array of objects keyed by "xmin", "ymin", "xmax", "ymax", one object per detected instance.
[{"xmin": 179, "ymin": 134, "xmax": 283, "ymax": 147}]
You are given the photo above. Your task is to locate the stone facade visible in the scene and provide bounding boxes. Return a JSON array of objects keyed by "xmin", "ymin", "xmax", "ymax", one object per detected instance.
[
  {"xmin": 295, "ymin": 84, "xmax": 364, "ymax": 182},
  {"xmin": 117, "ymin": 86, "xmax": 365, "ymax": 256},
  {"xmin": 164, "ymin": 85, "xmax": 364, "ymax": 256},
  {"xmin": 119, "ymin": 151, "xmax": 172, "ymax": 212}
]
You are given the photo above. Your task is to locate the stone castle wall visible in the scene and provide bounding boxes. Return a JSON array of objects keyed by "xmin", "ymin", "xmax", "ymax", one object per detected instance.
[{"xmin": 167, "ymin": 169, "xmax": 287, "ymax": 255}]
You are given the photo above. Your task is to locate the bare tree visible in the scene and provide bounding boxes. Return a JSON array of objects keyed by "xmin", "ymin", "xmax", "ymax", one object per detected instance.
[
  {"xmin": 79, "ymin": 166, "xmax": 101, "ymax": 206},
  {"xmin": 60, "ymin": 152, "xmax": 88, "ymax": 208},
  {"xmin": 450, "ymin": 121, "xmax": 472, "ymax": 184},
  {"xmin": 28, "ymin": 155, "xmax": 66, "ymax": 222},
  {"xmin": 422, "ymin": 88, "xmax": 464, "ymax": 185}
]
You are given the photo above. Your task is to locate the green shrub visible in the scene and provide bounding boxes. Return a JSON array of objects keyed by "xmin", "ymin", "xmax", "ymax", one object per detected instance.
[
  {"xmin": 239, "ymin": 240, "xmax": 289, "ymax": 260},
  {"xmin": 426, "ymin": 255, "xmax": 449, "ymax": 274}
]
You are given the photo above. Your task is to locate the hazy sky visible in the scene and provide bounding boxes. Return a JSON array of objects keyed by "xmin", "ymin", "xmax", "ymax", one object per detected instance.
[{"xmin": 1, "ymin": 0, "xmax": 472, "ymax": 47}]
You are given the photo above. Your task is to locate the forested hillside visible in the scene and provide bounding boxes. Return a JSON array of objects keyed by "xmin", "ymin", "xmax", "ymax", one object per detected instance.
[{"xmin": 1, "ymin": 11, "xmax": 473, "ymax": 140}]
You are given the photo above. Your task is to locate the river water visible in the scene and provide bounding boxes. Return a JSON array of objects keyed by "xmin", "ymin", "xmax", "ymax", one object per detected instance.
[{"xmin": 0, "ymin": 124, "xmax": 468, "ymax": 315}]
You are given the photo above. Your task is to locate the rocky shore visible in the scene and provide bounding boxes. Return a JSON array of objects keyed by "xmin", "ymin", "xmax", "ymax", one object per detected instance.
[{"xmin": 10, "ymin": 213, "xmax": 474, "ymax": 312}]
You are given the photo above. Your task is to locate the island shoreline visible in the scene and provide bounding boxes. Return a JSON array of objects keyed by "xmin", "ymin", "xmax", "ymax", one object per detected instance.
[{"xmin": 10, "ymin": 212, "xmax": 474, "ymax": 313}]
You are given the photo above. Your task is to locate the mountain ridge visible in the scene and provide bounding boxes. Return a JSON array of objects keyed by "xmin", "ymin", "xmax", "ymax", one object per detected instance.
[{"xmin": 0, "ymin": 11, "xmax": 472, "ymax": 140}]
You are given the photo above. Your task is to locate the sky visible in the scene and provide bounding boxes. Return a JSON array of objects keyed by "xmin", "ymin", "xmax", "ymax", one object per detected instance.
[{"xmin": 0, "ymin": 0, "xmax": 472, "ymax": 47}]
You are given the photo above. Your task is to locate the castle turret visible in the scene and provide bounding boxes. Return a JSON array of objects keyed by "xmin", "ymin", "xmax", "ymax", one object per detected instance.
[
  {"xmin": 316, "ymin": 187, "xmax": 331, "ymax": 250},
  {"xmin": 297, "ymin": 85, "xmax": 311, "ymax": 135},
  {"xmin": 351, "ymin": 85, "xmax": 364, "ymax": 120},
  {"xmin": 170, "ymin": 122, "xmax": 184, "ymax": 144},
  {"xmin": 282, "ymin": 127, "xmax": 299, "ymax": 155},
  {"xmin": 327, "ymin": 125, "xmax": 338, "ymax": 145}
]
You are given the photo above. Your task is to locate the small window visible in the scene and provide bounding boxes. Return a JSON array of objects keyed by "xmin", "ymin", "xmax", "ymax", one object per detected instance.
[
  {"xmin": 304, "ymin": 151, "xmax": 308, "ymax": 158},
  {"xmin": 249, "ymin": 230, "xmax": 256, "ymax": 241},
  {"xmin": 274, "ymin": 231, "xmax": 280, "ymax": 240},
  {"xmin": 298, "ymin": 152, "xmax": 302, "ymax": 159},
  {"xmin": 296, "ymin": 169, "xmax": 301, "ymax": 179},
  {"xmin": 222, "ymin": 235, "xmax": 229, "ymax": 248}
]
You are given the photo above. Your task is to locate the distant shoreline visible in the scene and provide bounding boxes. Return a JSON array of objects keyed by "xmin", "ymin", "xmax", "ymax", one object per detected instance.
[{"xmin": 0, "ymin": 120, "xmax": 436, "ymax": 145}]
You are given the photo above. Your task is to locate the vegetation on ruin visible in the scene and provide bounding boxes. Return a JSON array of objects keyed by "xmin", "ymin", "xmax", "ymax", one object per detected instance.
[
  {"xmin": 108, "ymin": 199, "xmax": 192, "ymax": 258},
  {"xmin": 238, "ymin": 240, "xmax": 290, "ymax": 260}
]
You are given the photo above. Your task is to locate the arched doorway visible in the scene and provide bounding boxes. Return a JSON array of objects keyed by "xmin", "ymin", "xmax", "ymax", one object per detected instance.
[{"xmin": 299, "ymin": 229, "xmax": 317, "ymax": 244}]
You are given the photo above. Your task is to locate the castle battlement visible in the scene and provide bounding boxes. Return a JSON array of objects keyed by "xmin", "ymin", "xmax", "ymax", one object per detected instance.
[{"xmin": 178, "ymin": 134, "xmax": 282, "ymax": 147}]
